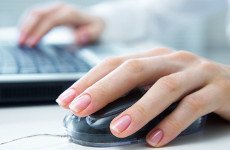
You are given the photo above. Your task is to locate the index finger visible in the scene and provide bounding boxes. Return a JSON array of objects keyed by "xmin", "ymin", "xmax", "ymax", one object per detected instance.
[
  {"xmin": 68, "ymin": 54, "xmax": 184, "ymax": 117},
  {"xmin": 19, "ymin": 7, "xmax": 50, "ymax": 44},
  {"xmin": 56, "ymin": 48, "xmax": 172, "ymax": 107}
]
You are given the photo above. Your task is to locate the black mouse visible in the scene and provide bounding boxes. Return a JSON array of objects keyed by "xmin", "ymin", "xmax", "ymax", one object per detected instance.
[{"xmin": 63, "ymin": 88, "xmax": 207, "ymax": 147}]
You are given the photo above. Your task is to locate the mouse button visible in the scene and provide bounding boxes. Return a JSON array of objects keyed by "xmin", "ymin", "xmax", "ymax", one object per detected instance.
[
  {"xmin": 63, "ymin": 114, "xmax": 83, "ymax": 129},
  {"xmin": 90, "ymin": 88, "xmax": 144, "ymax": 118},
  {"xmin": 86, "ymin": 114, "xmax": 116, "ymax": 130},
  {"xmin": 63, "ymin": 114, "xmax": 75, "ymax": 127}
]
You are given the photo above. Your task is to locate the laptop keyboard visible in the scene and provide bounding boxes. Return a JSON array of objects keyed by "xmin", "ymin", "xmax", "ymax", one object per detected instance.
[{"xmin": 0, "ymin": 44, "xmax": 92, "ymax": 74}]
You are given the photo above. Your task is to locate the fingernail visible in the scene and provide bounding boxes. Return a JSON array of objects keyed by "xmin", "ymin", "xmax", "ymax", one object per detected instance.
[
  {"xmin": 79, "ymin": 33, "xmax": 89, "ymax": 45},
  {"xmin": 69, "ymin": 94, "xmax": 91, "ymax": 112},
  {"xmin": 110, "ymin": 115, "xmax": 131, "ymax": 133},
  {"xmin": 27, "ymin": 37, "xmax": 38, "ymax": 47},
  {"xmin": 148, "ymin": 129, "xmax": 163, "ymax": 147},
  {"xmin": 56, "ymin": 89, "xmax": 76, "ymax": 105}
]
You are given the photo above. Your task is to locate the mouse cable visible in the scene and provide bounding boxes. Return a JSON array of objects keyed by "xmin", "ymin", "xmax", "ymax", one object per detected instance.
[{"xmin": 0, "ymin": 134, "xmax": 68, "ymax": 145}]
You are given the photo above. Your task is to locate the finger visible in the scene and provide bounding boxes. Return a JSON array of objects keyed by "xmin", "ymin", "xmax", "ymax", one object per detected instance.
[
  {"xmin": 75, "ymin": 26, "xmax": 95, "ymax": 46},
  {"xmin": 146, "ymin": 84, "xmax": 220, "ymax": 147},
  {"xmin": 26, "ymin": 5, "xmax": 77, "ymax": 47},
  {"xmin": 19, "ymin": 12, "xmax": 44, "ymax": 45},
  {"xmin": 68, "ymin": 55, "xmax": 185, "ymax": 116},
  {"xmin": 19, "ymin": 4, "xmax": 62, "ymax": 46},
  {"xmin": 19, "ymin": 8, "xmax": 51, "ymax": 45},
  {"xmin": 109, "ymin": 67, "xmax": 210, "ymax": 138},
  {"xmin": 56, "ymin": 48, "xmax": 172, "ymax": 107},
  {"xmin": 26, "ymin": 17, "xmax": 57, "ymax": 47},
  {"xmin": 75, "ymin": 27, "xmax": 89, "ymax": 45},
  {"xmin": 73, "ymin": 48, "xmax": 172, "ymax": 92},
  {"xmin": 75, "ymin": 20, "xmax": 104, "ymax": 45}
]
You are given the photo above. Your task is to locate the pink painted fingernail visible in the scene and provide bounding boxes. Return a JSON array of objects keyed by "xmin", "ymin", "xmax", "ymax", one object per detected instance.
[
  {"xmin": 69, "ymin": 94, "xmax": 91, "ymax": 112},
  {"xmin": 56, "ymin": 89, "xmax": 76, "ymax": 105},
  {"xmin": 148, "ymin": 129, "xmax": 163, "ymax": 147},
  {"xmin": 110, "ymin": 115, "xmax": 132, "ymax": 133}
]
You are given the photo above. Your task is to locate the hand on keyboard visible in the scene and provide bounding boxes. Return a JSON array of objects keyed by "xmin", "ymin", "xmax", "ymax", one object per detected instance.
[{"xmin": 18, "ymin": 3, "xmax": 104, "ymax": 47}]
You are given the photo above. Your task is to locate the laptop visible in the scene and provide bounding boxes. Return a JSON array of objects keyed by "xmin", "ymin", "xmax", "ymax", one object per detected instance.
[{"xmin": 0, "ymin": 28, "xmax": 130, "ymax": 104}]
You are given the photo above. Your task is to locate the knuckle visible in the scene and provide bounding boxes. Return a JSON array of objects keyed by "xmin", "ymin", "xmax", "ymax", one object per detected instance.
[
  {"xmin": 182, "ymin": 95, "xmax": 205, "ymax": 114},
  {"xmin": 77, "ymin": 76, "xmax": 92, "ymax": 89},
  {"xmin": 164, "ymin": 115, "xmax": 183, "ymax": 132},
  {"xmin": 149, "ymin": 47, "xmax": 172, "ymax": 54},
  {"xmin": 58, "ymin": 3, "xmax": 75, "ymax": 14},
  {"xmin": 132, "ymin": 104, "xmax": 149, "ymax": 118},
  {"xmin": 221, "ymin": 78, "xmax": 230, "ymax": 90},
  {"xmin": 123, "ymin": 59, "xmax": 144, "ymax": 73},
  {"xmin": 30, "ymin": 9, "xmax": 45, "ymax": 18},
  {"xmin": 170, "ymin": 50, "xmax": 197, "ymax": 61},
  {"xmin": 101, "ymin": 56, "xmax": 123, "ymax": 68},
  {"xmin": 158, "ymin": 75, "xmax": 180, "ymax": 92},
  {"xmin": 89, "ymin": 84, "xmax": 108, "ymax": 100},
  {"xmin": 199, "ymin": 61, "xmax": 219, "ymax": 73},
  {"xmin": 45, "ymin": 17, "xmax": 56, "ymax": 27},
  {"xmin": 214, "ymin": 78, "xmax": 230, "ymax": 96}
]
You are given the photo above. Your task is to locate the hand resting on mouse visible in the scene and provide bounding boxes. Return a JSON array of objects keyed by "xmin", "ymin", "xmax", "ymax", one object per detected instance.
[{"xmin": 56, "ymin": 47, "xmax": 230, "ymax": 147}]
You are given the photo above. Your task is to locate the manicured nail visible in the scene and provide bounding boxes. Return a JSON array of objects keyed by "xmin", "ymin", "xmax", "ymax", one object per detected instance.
[
  {"xmin": 56, "ymin": 89, "xmax": 76, "ymax": 105},
  {"xmin": 148, "ymin": 129, "xmax": 163, "ymax": 147},
  {"xmin": 110, "ymin": 115, "xmax": 131, "ymax": 133},
  {"xmin": 69, "ymin": 94, "xmax": 91, "ymax": 112}
]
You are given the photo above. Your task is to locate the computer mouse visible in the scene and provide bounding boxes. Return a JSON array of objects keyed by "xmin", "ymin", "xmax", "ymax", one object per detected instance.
[{"xmin": 63, "ymin": 88, "xmax": 207, "ymax": 147}]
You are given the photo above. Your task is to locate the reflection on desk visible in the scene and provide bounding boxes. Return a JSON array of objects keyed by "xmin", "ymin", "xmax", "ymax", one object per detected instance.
[{"xmin": 0, "ymin": 105, "xmax": 229, "ymax": 150}]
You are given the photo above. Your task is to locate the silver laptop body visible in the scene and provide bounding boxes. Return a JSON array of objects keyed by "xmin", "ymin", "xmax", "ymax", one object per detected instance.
[{"xmin": 0, "ymin": 28, "xmax": 127, "ymax": 104}]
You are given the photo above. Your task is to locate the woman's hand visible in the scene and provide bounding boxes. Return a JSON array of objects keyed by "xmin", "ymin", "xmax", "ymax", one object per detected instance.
[
  {"xmin": 19, "ymin": 3, "xmax": 104, "ymax": 47},
  {"xmin": 56, "ymin": 48, "xmax": 230, "ymax": 147}
]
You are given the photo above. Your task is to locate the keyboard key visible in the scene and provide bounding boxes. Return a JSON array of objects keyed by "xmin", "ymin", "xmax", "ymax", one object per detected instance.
[
  {"xmin": 10, "ymin": 46, "xmax": 38, "ymax": 73},
  {"xmin": 0, "ymin": 44, "xmax": 92, "ymax": 74},
  {"xmin": 52, "ymin": 45, "xmax": 91, "ymax": 72},
  {"xmin": 25, "ymin": 46, "xmax": 57, "ymax": 73},
  {"xmin": 0, "ymin": 47, "xmax": 18, "ymax": 74},
  {"xmin": 44, "ymin": 45, "xmax": 83, "ymax": 73}
]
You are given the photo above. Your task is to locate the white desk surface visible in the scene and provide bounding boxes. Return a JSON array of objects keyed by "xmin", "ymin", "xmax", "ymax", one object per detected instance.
[{"xmin": 0, "ymin": 104, "xmax": 229, "ymax": 150}]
